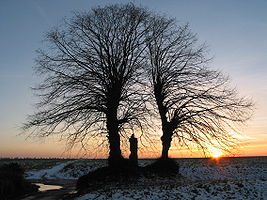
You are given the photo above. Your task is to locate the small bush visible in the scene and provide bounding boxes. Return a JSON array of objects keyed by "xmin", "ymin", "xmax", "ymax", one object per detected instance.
[{"xmin": 0, "ymin": 163, "xmax": 39, "ymax": 199}]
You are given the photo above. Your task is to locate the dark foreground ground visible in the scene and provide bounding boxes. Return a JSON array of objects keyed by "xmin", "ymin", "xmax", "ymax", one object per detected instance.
[{"xmin": 1, "ymin": 157, "xmax": 267, "ymax": 199}]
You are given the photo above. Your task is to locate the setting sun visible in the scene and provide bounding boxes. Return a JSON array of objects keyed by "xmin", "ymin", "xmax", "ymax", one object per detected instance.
[{"xmin": 209, "ymin": 147, "xmax": 222, "ymax": 158}]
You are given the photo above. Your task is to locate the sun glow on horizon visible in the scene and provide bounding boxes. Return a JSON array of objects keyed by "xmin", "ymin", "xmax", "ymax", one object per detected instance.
[{"xmin": 209, "ymin": 147, "xmax": 222, "ymax": 158}]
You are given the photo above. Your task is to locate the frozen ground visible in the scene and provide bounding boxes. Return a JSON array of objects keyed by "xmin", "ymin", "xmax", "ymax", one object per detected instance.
[
  {"xmin": 25, "ymin": 157, "xmax": 267, "ymax": 199},
  {"xmin": 26, "ymin": 159, "xmax": 107, "ymax": 180},
  {"xmin": 75, "ymin": 180, "xmax": 267, "ymax": 200},
  {"xmin": 26, "ymin": 160, "xmax": 78, "ymax": 179}
]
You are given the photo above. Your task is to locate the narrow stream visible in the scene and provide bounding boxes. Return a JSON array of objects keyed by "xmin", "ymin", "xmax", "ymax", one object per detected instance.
[{"xmin": 34, "ymin": 183, "xmax": 63, "ymax": 191}]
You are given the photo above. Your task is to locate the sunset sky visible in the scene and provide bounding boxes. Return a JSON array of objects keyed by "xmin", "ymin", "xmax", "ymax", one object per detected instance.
[{"xmin": 0, "ymin": 0, "xmax": 267, "ymax": 158}]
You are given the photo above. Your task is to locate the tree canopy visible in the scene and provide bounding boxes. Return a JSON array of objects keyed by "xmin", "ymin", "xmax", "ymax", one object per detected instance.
[
  {"xmin": 146, "ymin": 16, "xmax": 253, "ymax": 158},
  {"xmin": 24, "ymin": 4, "xmax": 153, "ymax": 166}
]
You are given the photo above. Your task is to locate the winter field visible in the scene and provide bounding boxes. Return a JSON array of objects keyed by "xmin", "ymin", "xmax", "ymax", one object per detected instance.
[{"xmin": 1, "ymin": 157, "xmax": 267, "ymax": 199}]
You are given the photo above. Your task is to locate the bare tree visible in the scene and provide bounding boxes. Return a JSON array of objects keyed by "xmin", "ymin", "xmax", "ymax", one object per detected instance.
[
  {"xmin": 146, "ymin": 17, "xmax": 253, "ymax": 159},
  {"xmin": 24, "ymin": 4, "xmax": 253, "ymax": 165},
  {"xmin": 23, "ymin": 4, "xmax": 151, "ymax": 167}
]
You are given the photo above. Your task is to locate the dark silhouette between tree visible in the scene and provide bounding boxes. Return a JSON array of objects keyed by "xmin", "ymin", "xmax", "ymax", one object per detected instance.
[
  {"xmin": 129, "ymin": 134, "xmax": 138, "ymax": 166},
  {"xmin": 23, "ymin": 4, "xmax": 152, "ymax": 167},
  {"xmin": 145, "ymin": 16, "xmax": 253, "ymax": 159}
]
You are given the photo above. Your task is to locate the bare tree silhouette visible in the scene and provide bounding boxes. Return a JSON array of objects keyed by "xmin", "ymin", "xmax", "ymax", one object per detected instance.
[
  {"xmin": 146, "ymin": 17, "xmax": 253, "ymax": 159},
  {"xmin": 23, "ymin": 4, "xmax": 152, "ymax": 167},
  {"xmin": 24, "ymin": 4, "xmax": 253, "ymax": 166}
]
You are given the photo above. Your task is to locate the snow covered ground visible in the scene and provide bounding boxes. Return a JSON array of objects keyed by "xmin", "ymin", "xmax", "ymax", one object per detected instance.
[
  {"xmin": 75, "ymin": 180, "xmax": 267, "ymax": 200},
  {"xmin": 25, "ymin": 157, "xmax": 267, "ymax": 199},
  {"xmin": 26, "ymin": 160, "xmax": 77, "ymax": 179},
  {"xmin": 26, "ymin": 159, "xmax": 107, "ymax": 180}
]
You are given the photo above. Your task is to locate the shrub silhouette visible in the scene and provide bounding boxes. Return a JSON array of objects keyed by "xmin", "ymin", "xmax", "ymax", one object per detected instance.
[{"xmin": 0, "ymin": 163, "xmax": 38, "ymax": 199}]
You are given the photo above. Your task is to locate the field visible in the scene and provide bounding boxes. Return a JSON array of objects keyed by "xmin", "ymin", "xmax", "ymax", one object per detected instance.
[
  {"xmin": 1, "ymin": 157, "xmax": 267, "ymax": 199},
  {"xmin": 0, "ymin": 158, "xmax": 73, "ymax": 171}
]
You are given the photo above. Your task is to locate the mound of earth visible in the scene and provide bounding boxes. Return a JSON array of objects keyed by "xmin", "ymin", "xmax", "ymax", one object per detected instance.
[{"xmin": 76, "ymin": 158, "xmax": 180, "ymax": 194}]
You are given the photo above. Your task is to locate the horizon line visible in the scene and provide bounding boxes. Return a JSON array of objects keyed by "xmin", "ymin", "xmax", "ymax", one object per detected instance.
[{"xmin": 1, "ymin": 155, "xmax": 267, "ymax": 160}]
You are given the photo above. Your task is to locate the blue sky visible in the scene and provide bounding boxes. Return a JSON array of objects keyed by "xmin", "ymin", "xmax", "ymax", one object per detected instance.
[{"xmin": 0, "ymin": 0, "xmax": 267, "ymax": 157}]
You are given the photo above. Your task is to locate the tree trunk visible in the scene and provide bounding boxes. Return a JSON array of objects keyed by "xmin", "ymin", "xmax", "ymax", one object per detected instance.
[
  {"xmin": 161, "ymin": 134, "xmax": 172, "ymax": 159},
  {"xmin": 107, "ymin": 132, "xmax": 123, "ymax": 167},
  {"xmin": 106, "ymin": 105, "xmax": 124, "ymax": 168},
  {"xmin": 154, "ymin": 81, "xmax": 173, "ymax": 159}
]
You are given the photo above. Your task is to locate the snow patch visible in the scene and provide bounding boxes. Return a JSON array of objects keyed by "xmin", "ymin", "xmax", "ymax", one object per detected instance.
[
  {"xmin": 75, "ymin": 180, "xmax": 267, "ymax": 200},
  {"xmin": 26, "ymin": 160, "xmax": 77, "ymax": 179}
]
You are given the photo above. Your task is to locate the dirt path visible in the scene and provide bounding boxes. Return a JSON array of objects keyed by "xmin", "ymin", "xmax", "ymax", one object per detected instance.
[{"xmin": 21, "ymin": 179, "xmax": 77, "ymax": 200}]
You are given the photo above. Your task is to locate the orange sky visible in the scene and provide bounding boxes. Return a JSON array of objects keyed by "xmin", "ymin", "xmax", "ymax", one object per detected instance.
[{"xmin": 1, "ymin": 130, "xmax": 266, "ymax": 158}]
